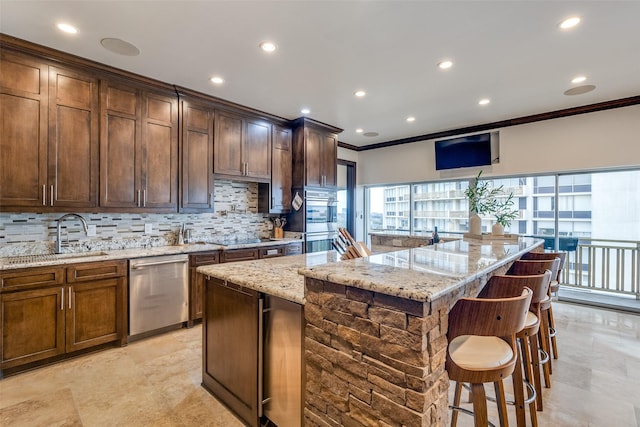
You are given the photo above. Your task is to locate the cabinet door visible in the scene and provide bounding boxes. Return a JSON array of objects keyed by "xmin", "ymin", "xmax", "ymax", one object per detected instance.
[
  {"xmin": 244, "ymin": 119, "xmax": 271, "ymax": 180},
  {"xmin": 321, "ymin": 133, "xmax": 338, "ymax": 188},
  {"xmin": 214, "ymin": 111, "xmax": 244, "ymax": 176},
  {"xmin": 100, "ymin": 82, "xmax": 142, "ymax": 208},
  {"xmin": 271, "ymin": 126, "xmax": 292, "ymax": 211},
  {"xmin": 48, "ymin": 66, "xmax": 99, "ymax": 208},
  {"xmin": 305, "ymin": 127, "xmax": 323, "ymax": 187},
  {"xmin": 203, "ymin": 278, "xmax": 260, "ymax": 427},
  {"xmin": 65, "ymin": 277, "xmax": 125, "ymax": 353},
  {"xmin": 0, "ymin": 51, "xmax": 48, "ymax": 208},
  {"xmin": 181, "ymin": 101, "xmax": 214, "ymax": 211},
  {"xmin": 142, "ymin": 93, "xmax": 178, "ymax": 209},
  {"xmin": 1, "ymin": 287, "xmax": 65, "ymax": 369}
]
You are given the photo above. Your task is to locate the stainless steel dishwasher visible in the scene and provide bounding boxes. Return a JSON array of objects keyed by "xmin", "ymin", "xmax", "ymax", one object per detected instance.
[{"xmin": 129, "ymin": 254, "xmax": 189, "ymax": 337}]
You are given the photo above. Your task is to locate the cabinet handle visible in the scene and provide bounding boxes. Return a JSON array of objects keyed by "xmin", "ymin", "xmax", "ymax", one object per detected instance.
[
  {"xmin": 137, "ymin": 189, "xmax": 141, "ymax": 207},
  {"xmin": 143, "ymin": 189, "xmax": 146, "ymax": 207},
  {"xmin": 42, "ymin": 185, "xmax": 46, "ymax": 206},
  {"xmin": 61, "ymin": 288, "xmax": 64, "ymax": 310},
  {"xmin": 209, "ymin": 192, "xmax": 214, "ymax": 208},
  {"xmin": 50, "ymin": 185, "xmax": 54, "ymax": 206},
  {"xmin": 258, "ymin": 297, "xmax": 265, "ymax": 417},
  {"xmin": 68, "ymin": 286, "xmax": 72, "ymax": 309}
]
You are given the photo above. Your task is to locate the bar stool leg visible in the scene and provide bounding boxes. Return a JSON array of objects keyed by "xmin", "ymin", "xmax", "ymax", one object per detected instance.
[
  {"xmin": 494, "ymin": 380, "xmax": 509, "ymax": 427},
  {"xmin": 512, "ymin": 339, "xmax": 537, "ymax": 427},
  {"xmin": 529, "ymin": 331, "xmax": 545, "ymax": 411},
  {"xmin": 451, "ymin": 382, "xmax": 463, "ymax": 427},
  {"xmin": 539, "ymin": 310, "xmax": 553, "ymax": 382},
  {"xmin": 470, "ymin": 383, "xmax": 489, "ymax": 427},
  {"xmin": 548, "ymin": 305, "xmax": 559, "ymax": 359}
]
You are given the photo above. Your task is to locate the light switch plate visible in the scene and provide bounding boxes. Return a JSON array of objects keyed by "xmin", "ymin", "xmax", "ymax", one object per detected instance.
[
  {"xmin": 87, "ymin": 225, "xmax": 97, "ymax": 236},
  {"xmin": 144, "ymin": 223, "xmax": 153, "ymax": 234}
]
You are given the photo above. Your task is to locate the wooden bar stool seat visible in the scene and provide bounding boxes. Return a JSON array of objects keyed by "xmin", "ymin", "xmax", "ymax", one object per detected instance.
[{"xmin": 447, "ymin": 288, "xmax": 532, "ymax": 427}]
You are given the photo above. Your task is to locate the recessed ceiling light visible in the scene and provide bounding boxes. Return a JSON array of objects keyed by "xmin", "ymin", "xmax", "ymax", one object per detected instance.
[
  {"xmin": 354, "ymin": 90, "xmax": 366, "ymax": 97},
  {"xmin": 301, "ymin": 108, "xmax": 310, "ymax": 114},
  {"xmin": 210, "ymin": 76, "xmax": 224, "ymax": 84},
  {"xmin": 355, "ymin": 128, "xmax": 363, "ymax": 133},
  {"xmin": 478, "ymin": 98, "xmax": 491, "ymax": 106},
  {"xmin": 259, "ymin": 41, "xmax": 277, "ymax": 52},
  {"xmin": 363, "ymin": 132, "xmax": 379, "ymax": 137},
  {"xmin": 559, "ymin": 16, "xmax": 581, "ymax": 29},
  {"xmin": 438, "ymin": 60, "xmax": 453, "ymax": 70},
  {"xmin": 564, "ymin": 85, "xmax": 596, "ymax": 96},
  {"xmin": 406, "ymin": 116, "xmax": 416, "ymax": 122},
  {"xmin": 571, "ymin": 75, "xmax": 587, "ymax": 84},
  {"xmin": 57, "ymin": 23, "xmax": 77, "ymax": 34},
  {"xmin": 100, "ymin": 38, "xmax": 140, "ymax": 56}
]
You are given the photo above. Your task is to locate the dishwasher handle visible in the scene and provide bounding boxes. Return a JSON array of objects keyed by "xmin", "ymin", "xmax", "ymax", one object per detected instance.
[{"xmin": 131, "ymin": 259, "xmax": 188, "ymax": 269}]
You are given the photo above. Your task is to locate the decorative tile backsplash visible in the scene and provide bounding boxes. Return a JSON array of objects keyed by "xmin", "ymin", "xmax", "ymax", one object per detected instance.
[{"xmin": 0, "ymin": 180, "xmax": 284, "ymax": 256}]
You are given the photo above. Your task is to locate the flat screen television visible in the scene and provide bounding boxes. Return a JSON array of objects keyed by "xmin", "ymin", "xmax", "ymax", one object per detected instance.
[{"xmin": 434, "ymin": 133, "xmax": 493, "ymax": 170}]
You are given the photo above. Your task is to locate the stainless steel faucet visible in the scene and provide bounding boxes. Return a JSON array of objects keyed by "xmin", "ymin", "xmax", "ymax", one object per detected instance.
[{"xmin": 55, "ymin": 213, "xmax": 89, "ymax": 254}]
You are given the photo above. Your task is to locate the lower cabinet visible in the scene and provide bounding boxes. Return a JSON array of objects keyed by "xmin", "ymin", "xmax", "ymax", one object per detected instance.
[
  {"xmin": 0, "ymin": 260, "xmax": 127, "ymax": 374},
  {"xmin": 202, "ymin": 277, "xmax": 303, "ymax": 427},
  {"xmin": 203, "ymin": 277, "xmax": 261, "ymax": 427},
  {"xmin": 188, "ymin": 251, "xmax": 220, "ymax": 324}
]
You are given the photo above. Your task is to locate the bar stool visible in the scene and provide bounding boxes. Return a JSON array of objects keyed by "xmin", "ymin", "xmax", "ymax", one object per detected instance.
[
  {"xmin": 521, "ymin": 251, "xmax": 567, "ymax": 360},
  {"xmin": 478, "ymin": 272, "xmax": 552, "ymax": 427},
  {"xmin": 447, "ymin": 288, "xmax": 532, "ymax": 427},
  {"xmin": 507, "ymin": 258, "xmax": 560, "ymax": 406}
]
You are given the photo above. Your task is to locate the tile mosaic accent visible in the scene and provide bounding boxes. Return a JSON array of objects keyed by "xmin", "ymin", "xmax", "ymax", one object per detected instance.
[{"xmin": 0, "ymin": 180, "xmax": 276, "ymax": 257}]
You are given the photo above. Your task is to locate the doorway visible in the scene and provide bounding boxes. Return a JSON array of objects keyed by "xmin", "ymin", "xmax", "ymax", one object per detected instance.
[{"xmin": 337, "ymin": 159, "xmax": 356, "ymax": 237}]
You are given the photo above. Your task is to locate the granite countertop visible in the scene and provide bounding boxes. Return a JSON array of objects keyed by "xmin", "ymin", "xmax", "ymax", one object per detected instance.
[
  {"xmin": 300, "ymin": 237, "xmax": 543, "ymax": 302},
  {"xmin": 197, "ymin": 251, "xmax": 340, "ymax": 305},
  {"xmin": 0, "ymin": 238, "xmax": 302, "ymax": 270}
]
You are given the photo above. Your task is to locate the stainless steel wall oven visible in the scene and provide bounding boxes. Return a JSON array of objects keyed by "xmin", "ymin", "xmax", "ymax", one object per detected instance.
[{"xmin": 303, "ymin": 190, "xmax": 338, "ymax": 253}]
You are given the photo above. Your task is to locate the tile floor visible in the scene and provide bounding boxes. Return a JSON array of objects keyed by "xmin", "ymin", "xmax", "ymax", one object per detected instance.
[{"xmin": 1, "ymin": 302, "xmax": 639, "ymax": 426}]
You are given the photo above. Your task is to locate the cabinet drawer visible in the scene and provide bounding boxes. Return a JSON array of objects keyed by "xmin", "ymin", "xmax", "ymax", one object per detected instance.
[
  {"xmin": 259, "ymin": 246, "xmax": 285, "ymax": 259},
  {"xmin": 1, "ymin": 266, "xmax": 66, "ymax": 291},
  {"xmin": 220, "ymin": 248, "xmax": 260, "ymax": 263},
  {"xmin": 190, "ymin": 251, "xmax": 220, "ymax": 267},
  {"xmin": 66, "ymin": 260, "xmax": 127, "ymax": 282}
]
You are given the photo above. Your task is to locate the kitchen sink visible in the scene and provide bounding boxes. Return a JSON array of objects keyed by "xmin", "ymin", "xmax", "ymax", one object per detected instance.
[{"xmin": 4, "ymin": 251, "xmax": 109, "ymax": 264}]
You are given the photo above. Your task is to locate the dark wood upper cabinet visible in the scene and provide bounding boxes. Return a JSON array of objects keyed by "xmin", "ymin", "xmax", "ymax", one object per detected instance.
[
  {"xmin": 214, "ymin": 110, "xmax": 271, "ymax": 182},
  {"xmin": 291, "ymin": 117, "xmax": 342, "ymax": 189},
  {"xmin": 259, "ymin": 125, "xmax": 292, "ymax": 214},
  {"xmin": 0, "ymin": 50, "xmax": 99, "ymax": 210},
  {"xmin": 180, "ymin": 99, "xmax": 215, "ymax": 212},
  {"xmin": 100, "ymin": 80, "xmax": 178, "ymax": 211}
]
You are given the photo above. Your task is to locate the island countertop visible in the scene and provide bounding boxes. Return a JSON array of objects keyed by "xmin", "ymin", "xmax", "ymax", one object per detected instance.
[
  {"xmin": 197, "ymin": 237, "xmax": 542, "ymax": 304},
  {"xmin": 300, "ymin": 236, "xmax": 542, "ymax": 302}
]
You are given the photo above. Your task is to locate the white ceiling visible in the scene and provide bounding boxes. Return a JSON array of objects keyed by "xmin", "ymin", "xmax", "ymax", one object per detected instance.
[{"xmin": 1, "ymin": 1, "xmax": 639, "ymax": 148}]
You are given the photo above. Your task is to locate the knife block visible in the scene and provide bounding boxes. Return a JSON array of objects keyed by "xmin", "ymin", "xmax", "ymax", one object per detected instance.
[{"xmin": 273, "ymin": 227, "xmax": 284, "ymax": 239}]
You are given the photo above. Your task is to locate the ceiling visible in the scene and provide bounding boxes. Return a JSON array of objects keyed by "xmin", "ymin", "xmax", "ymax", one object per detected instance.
[{"xmin": 1, "ymin": 1, "xmax": 639, "ymax": 148}]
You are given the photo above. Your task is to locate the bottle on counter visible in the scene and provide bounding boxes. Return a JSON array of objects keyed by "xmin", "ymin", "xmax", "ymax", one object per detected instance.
[{"xmin": 432, "ymin": 226, "xmax": 440, "ymax": 244}]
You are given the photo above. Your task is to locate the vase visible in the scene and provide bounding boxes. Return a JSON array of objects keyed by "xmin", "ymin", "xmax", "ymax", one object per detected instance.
[
  {"xmin": 469, "ymin": 213, "xmax": 482, "ymax": 235},
  {"xmin": 492, "ymin": 222, "xmax": 504, "ymax": 236}
]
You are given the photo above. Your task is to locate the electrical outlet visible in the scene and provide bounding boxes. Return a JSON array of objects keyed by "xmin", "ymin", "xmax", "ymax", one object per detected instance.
[
  {"xmin": 144, "ymin": 223, "xmax": 153, "ymax": 234},
  {"xmin": 87, "ymin": 225, "xmax": 97, "ymax": 236}
]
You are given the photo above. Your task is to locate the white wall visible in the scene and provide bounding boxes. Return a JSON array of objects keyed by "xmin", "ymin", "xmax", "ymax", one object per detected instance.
[{"xmin": 357, "ymin": 105, "xmax": 640, "ymax": 185}]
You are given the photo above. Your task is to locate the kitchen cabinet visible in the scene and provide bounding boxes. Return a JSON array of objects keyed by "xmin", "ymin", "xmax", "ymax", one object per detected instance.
[
  {"xmin": 188, "ymin": 250, "xmax": 220, "ymax": 324},
  {"xmin": 258, "ymin": 125, "xmax": 292, "ymax": 214},
  {"xmin": 203, "ymin": 277, "xmax": 261, "ymax": 427},
  {"xmin": 0, "ymin": 260, "xmax": 127, "ymax": 373},
  {"xmin": 291, "ymin": 117, "xmax": 341, "ymax": 189},
  {"xmin": 180, "ymin": 99, "xmax": 214, "ymax": 212},
  {"xmin": 214, "ymin": 110, "xmax": 271, "ymax": 181},
  {"xmin": 100, "ymin": 80, "xmax": 178, "ymax": 211},
  {"xmin": 220, "ymin": 247, "xmax": 260, "ymax": 263},
  {"xmin": 0, "ymin": 50, "xmax": 99, "ymax": 210}
]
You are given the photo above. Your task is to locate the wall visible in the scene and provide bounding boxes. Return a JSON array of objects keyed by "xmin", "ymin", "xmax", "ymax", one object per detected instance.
[
  {"xmin": 0, "ymin": 180, "xmax": 273, "ymax": 256},
  {"xmin": 357, "ymin": 105, "xmax": 640, "ymax": 185}
]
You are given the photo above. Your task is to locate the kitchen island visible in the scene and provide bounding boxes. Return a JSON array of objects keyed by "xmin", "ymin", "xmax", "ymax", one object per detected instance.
[{"xmin": 197, "ymin": 237, "xmax": 543, "ymax": 427}]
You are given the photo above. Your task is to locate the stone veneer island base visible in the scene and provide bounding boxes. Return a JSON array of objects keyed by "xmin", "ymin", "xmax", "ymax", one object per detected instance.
[{"xmin": 198, "ymin": 238, "xmax": 543, "ymax": 427}]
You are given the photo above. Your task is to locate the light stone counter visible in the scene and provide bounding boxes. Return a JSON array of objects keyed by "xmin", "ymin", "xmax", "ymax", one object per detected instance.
[
  {"xmin": 300, "ymin": 237, "xmax": 542, "ymax": 302},
  {"xmin": 0, "ymin": 238, "xmax": 302, "ymax": 270},
  {"xmin": 197, "ymin": 251, "xmax": 340, "ymax": 305}
]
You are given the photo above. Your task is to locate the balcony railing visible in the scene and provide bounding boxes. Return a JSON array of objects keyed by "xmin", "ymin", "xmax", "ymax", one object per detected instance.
[{"xmin": 547, "ymin": 237, "xmax": 640, "ymax": 299}]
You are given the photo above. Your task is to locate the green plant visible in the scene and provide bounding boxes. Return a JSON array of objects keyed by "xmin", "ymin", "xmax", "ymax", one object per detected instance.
[
  {"xmin": 493, "ymin": 193, "xmax": 519, "ymax": 227},
  {"xmin": 464, "ymin": 170, "xmax": 503, "ymax": 215}
]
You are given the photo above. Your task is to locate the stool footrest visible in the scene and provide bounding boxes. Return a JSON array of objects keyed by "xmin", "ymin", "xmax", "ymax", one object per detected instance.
[{"xmin": 449, "ymin": 405, "xmax": 498, "ymax": 427}]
